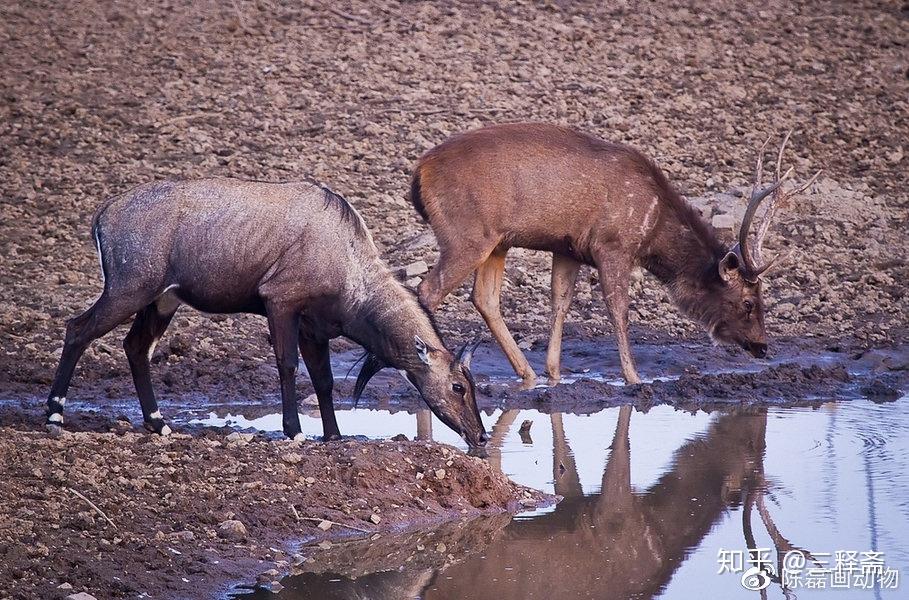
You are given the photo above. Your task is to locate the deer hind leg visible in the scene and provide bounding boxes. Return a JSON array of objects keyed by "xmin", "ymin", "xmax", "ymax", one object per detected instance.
[
  {"xmin": 299, "ymin": 336, "xmax": 339, "ymax": 442},
  {"xmin": 471, "ymin": 248, "xmax": 537, "ymax": 385},
  {"xmin": 595, "ymin": 258, "xmax": 642, "ymax": 384},
  {"xmin": 46, "ymin": 291, "xmax": 150, "ymax": 431},
  {"xmin": 123, "ymin": 294, "xmax": 180, "ymax": 435},
  {"xmin": 545, "ymin": 254, "xmax": 581, "ymax": 381}
]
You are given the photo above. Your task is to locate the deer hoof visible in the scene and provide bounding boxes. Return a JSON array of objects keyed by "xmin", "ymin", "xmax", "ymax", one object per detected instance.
[
  {"xmin": 292, "ymin": 433, "xmax": 305, "ymax": 442},
  {"xmin": 45, "ymin": 423, "xmax": 64, "ymax": 438},
  {"xmin": 143, "ymin": 419, "xmax": 170, "ymax": 436}
]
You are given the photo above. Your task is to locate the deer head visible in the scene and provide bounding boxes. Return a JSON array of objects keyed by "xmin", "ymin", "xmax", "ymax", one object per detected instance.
[
  {"xmin": 707, "ymin": 132, "xmax": 820, "ymax": 358},
  {"xmin": 353, "ymin": 337, "xmax": 487, "ymax": 448}
]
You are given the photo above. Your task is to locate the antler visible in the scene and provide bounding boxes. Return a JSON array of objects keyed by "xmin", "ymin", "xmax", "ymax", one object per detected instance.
[{"xmin": 736, "ymin": 132, "xmax": 821, "ymax": 279}]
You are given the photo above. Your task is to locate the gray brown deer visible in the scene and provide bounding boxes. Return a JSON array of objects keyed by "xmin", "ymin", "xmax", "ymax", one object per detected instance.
[
  {"xmin": 45, "ymin": 178, "xmax": 488, "ymax": 447},
  {"xmin": 409, "ymin": 123, "xmax": 819, "ymax": 385}
]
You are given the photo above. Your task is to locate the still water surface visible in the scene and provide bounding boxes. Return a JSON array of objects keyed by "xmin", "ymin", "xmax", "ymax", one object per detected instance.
[{"xmin": 218, "ymin": 397, "xmax": 908, "ymax": 599}]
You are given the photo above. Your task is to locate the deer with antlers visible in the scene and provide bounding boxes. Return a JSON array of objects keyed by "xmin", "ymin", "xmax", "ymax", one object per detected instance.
[{"xmin": 409, "ymin": 123, "xmax": 819, "ymax": 384}]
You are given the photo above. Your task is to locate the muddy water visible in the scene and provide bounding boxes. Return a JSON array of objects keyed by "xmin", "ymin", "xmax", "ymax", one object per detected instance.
[{"xmin": 218, "ymin": 394, "xmax": 908, "ymax": 600}]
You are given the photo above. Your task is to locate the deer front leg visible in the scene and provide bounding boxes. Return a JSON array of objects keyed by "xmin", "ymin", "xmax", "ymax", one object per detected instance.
[
  {"xmin": 266, "ymin": 305, "xmax": 304, "ymax": 440},
  {"xmin": 596, "ymin": 260, "xmax": 642, "ymax": 384},
  {"xmin": 545, "ymin": 254, "xmax": 581, "ymax": 381},
  {"xmin": 472, "ymin": 248, "xmax": 537, "ymax": 386},
  {"xmin": 299, "ymin": 336, "xmax": 341, "ymax": 442}
]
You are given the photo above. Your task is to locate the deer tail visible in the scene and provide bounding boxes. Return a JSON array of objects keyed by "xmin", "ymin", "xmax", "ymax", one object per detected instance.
[{"xmin": 408, "ymin": 169, "xmax": 429, "ymax": 222}]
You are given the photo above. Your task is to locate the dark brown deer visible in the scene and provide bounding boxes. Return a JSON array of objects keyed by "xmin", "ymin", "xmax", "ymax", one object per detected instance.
[
  {"xmin": 410, "ymin": 123, "xmax": 819, "ymax": 384},
  {"xmin": 45, "ymin": 178, "xmax": 487, "ymax": 447}
]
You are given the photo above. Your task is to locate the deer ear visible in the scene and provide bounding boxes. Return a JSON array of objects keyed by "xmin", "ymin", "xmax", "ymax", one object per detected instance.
[
  {"xmin": 718, "ymin": 252, "xmax": 742, "ymax": 283},
  {"xmin": 414, "ymin": 335, "xmax": 434, "ymax": 365}
]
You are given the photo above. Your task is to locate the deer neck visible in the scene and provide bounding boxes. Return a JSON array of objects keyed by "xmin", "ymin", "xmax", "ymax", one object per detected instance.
[
  {"xmin": 342, "ymin": 272, "xmax": 443, "ymax": 371},
  {"xmin": 643, "ymin": 216, "xmax": 720, "ymax": 288}
]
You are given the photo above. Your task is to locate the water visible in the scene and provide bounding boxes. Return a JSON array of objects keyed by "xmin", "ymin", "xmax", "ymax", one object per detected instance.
[{"xmin": 220, "ymin": 396, "xmax": 909, "ymax": 599}]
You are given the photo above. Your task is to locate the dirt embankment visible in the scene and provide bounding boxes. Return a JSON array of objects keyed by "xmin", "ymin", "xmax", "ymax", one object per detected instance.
[{"xmin": 0, "ymin": 427, "xmax": 549, "ymax": 600}]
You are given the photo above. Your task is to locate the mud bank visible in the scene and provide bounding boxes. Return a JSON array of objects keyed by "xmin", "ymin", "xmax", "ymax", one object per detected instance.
[{"xmin": 0, "ymin": 430, "xmax": 550, "ymax": 600}]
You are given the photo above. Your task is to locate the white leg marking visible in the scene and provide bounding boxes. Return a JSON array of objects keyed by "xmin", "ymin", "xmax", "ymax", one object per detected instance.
[
  {"xmin": 147, "ymin": 338, "xmax": 159, "ymax": 362},
  {"xmin": 293, "ymin": 433, "xmax": 305, "ymax": 442},
  {"xmin": 149, "ymin": 410, "xmax": 163, "ymax": 420},
  {"xmin": 52, "ymin": 396, "xmax": 66, "ymax": 406},
  {"xmin": 48, "ymin": 413, "xmax": 64, "ymax": 423}
]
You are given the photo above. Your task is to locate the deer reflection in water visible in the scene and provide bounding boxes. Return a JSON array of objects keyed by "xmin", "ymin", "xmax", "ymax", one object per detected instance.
[{"xmin": 262, "ymin": 407, "xmax": 814, "ymax": 600}]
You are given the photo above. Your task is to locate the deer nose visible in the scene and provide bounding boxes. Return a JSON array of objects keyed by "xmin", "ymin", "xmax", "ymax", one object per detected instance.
[{"xmin": 750, "ymin": 342, "xmax": 768, "ymax": 358}]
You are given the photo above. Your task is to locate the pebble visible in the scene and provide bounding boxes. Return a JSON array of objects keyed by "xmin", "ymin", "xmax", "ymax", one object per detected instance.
[
  {"xmin": 281, "ymin": 452, "xmax": 303, "ymax": 464},
  {"xmin": 217, "ymin": 519, "xmax": 248, "ymax": 540}
]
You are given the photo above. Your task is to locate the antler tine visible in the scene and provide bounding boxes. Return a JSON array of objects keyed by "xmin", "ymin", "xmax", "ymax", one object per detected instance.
[
  {"xmin": 752, "ymin": 129, "xmax": 794, "ymax": 266},
  {"xmin": 737, "ymin": 135, "xmax": 775, "ymax": 275},
  {"xmin": 775, "ymin": 129, "xmax": 793, "ymax": 182}
]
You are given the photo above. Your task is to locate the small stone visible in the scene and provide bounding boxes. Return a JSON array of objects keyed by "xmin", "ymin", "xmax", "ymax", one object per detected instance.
[
  {"xmin": 217, "ymin": 519, "xmax": 248, "ymax": 540},
  {"xmin": 434, "ymin": 469, "xmax": 446, "ymax": 480},
  {"xmin": 711, "ymin": 213, "xmax": 737, "ymax": 230},
  {"xmin": 171, "ymin": 530, "xmax": 195, "ymax": 541},
  {"xmin": 317, "ymin": 540, "xmax": 332, "ymax": 550},
  {"xmin": 282, "ymin": 452, "xmax": 303, "ymax": 464},
  {"xmin": 57, "ymin": 583, "xmax": 73, "ymax": 590},
  {"xmin": 369, "ymin": 513, "xmax": 381, "ymax": 524},
  {"xmin": 304, "ymin": 477, "xmax": 316, "ymax": 485},
  {"xmin": 404, "ymin": 260, "xmax": 429, "ymax": 276},
  {"xmin": 317, "ymin": 520, "xmax": 332, "ymax": 531},
  {"xmin": 66, "ymin": 594, "xmax": 98, "ymax": 600}
]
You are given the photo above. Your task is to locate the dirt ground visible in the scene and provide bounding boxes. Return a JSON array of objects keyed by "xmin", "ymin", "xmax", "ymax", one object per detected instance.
[
  {"xmin": 0, "ymin": 417, "xmax": 549, "ymax": 600},
  {"xmin": 1, "ymin": 1, "xmax": 907, "ymax": 599}
]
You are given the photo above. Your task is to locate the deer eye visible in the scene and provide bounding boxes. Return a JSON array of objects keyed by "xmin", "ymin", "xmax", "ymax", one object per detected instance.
[
  {"xmin": 452, "ymin": 383, "xmax": 466, "ymax": 396},
  {"xmin": 743, "ymin": 300, "xmax": 754, "ymax": 314}
]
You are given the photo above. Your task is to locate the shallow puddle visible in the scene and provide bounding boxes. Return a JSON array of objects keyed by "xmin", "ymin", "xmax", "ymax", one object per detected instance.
[{"xmin": 222, "ymin": 394, "xmax": 908, "ymax": 599}]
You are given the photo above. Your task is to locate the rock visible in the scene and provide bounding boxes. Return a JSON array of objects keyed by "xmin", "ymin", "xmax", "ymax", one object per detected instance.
[
  {"xmin": 317, "ymin": 520, "xmax": 332, "ymax": 531},
  {"xmin": 281, "ymin": 452, "xmax": 303, "ymax": 464},
  {"xmin": 434, "ymin": 469, "xmax": 446, "ymax": 480},
  {"xmin": 711, "ymin": 213, "xmax": 737, "ymax": 230},
  {"xmin": 66, "ymin": 594, "xmax": 98, "ymax": 600},
  {"xmin": 170, "ymin": 530, "xmax": 195, "ymax": 541},
  {"xmin": 57, "ymin": 583, "xmax": 73, "ymax": 590},
  {"xmin": 369, "ymin": 513, "xmax": 381, "ymax": 524},
  {"xmin": 217, "ymin": 519, "xmax": 248, "ymax": 540},
  {"xmin": 404, "ymin": 260, "xmax": 429, "ymax": 276},
  {"xmin": 226, "ymin": 432, "xmax": 254, "ymax": 445},
  {"xmin": 403, "ymin": 231, "xmax": 435, "ymax": 251}
]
